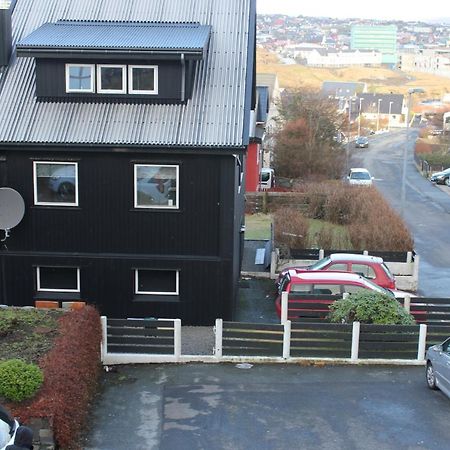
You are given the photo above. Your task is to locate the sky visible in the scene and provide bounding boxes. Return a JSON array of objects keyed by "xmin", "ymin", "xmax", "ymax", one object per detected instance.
[{"xmin": 257, "ymin": 0, "xmax": 450, "ymax": 22}]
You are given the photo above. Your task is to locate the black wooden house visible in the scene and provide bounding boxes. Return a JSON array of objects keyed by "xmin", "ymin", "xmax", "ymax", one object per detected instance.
[{"xmin": 0, "ymin": 0, "xmax": 256, "ymax": 325}]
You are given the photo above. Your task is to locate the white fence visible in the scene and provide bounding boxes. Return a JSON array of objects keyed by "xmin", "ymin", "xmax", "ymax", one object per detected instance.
[{"xmin": 100, "ymin": 316, "xmax": 430, "ymax": 366}]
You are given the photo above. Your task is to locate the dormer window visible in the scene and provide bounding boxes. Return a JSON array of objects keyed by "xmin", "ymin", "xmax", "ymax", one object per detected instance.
[
  {"xmin": 97, "ymin": 64, "xmax": 126, "ymax": 94},
  {"xmin": 129, "ymin": 65, "xmax": 158, "ymax": 95},
  {"xmin": 17, "ymin": 20, "xmax": 211, "ymax": 103},
  {"xmin": 65, "ymin": 64, "xmax": 94, "ymax": 93}
]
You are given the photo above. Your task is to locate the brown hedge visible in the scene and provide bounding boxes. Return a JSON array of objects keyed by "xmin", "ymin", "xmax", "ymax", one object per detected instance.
[{"xmin": 12, "ymin": 306, "xmax": 102, "ymax": 450}]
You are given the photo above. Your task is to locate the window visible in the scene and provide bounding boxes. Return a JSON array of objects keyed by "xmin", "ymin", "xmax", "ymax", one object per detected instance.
[
  {"xmin": 97, "ymin": 65, "xmax": 126, "ymax": 94},
  {"xmin": 328, "ymin": 263, "xmax": 348, "ymax": 271},
  {"xmin": 135, "ymin": 269, "xmax": 179, "ymax": 295},
  {"xmin": 312, "ymin": 284, "xmax": 341, "ymax": 295},
  {"xmin": 134, "ymin": 164, "xmax": 179, "ymax": 209},
  {"xmin": 343, "ymin": 284, "xmax": 367, "ymax": 295},
  {"xmin": 37, "ymin": 266, "xmax": 80, "ymax": 292},
  {"xmin": 290, "ymin": 283, "xmax": 313, "ymax": 294},
  {"xmin": 128, "ymin": 65, "xmax": 158, "ymax": 95},
  {"xmin": 33, "ymin": 161, "xmax": 78, "ymax": 206},
  {"xmin": 352, "ymin": 264, "xmax": 376, "ymax": 279},
  {"xmin": 65, "ymin": 64, "xmax": 94, "ymax": 93}
]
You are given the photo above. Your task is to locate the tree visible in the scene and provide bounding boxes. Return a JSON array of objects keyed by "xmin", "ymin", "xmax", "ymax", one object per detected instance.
[{"xmin": 272, "ymin": 90, "xmax": 346, "ymax": 179}]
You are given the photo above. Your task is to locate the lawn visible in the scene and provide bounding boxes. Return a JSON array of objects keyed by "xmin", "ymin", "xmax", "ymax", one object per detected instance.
[
  {"xmin": 245, "ymin": 213, "xmax": 352, "ymax": 248},
  {"xmin": 245, "ymin": 213, "xmax": 272, "ymax": 240}
]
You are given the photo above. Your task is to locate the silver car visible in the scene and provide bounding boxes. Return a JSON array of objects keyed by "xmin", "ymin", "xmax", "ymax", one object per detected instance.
[{"xmin": 426, "ymin": 338, "xmax": 450, "ymax": 397}]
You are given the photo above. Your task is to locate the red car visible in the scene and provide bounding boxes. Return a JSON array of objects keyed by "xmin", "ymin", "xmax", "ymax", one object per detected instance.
[
  {"xmin": 276, "ymin": 253, "xmax": 396, "ymax": 290},
  {"xmin": 275, "ymin": 270, "xmax": 408, "ymax": 320}
]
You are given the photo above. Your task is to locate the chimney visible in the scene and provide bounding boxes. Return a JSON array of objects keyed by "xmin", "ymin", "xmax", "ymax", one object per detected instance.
[{"xmin": 0, "ymin": 1, "xmax": 12, "ymax": 67}]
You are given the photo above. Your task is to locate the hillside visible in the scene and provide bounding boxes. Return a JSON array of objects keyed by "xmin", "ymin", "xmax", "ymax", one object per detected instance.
[{"xmin": 257, "ymin": 48, "xmax": 450, "ymax": 98}]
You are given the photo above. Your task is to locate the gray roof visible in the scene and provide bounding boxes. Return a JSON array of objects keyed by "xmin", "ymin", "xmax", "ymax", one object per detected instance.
[
  {"xmin": 322, "ymin": 81, "xmax": 366, "ymax": 98},
  {"xmin": 0, "ymin": 0, "xmax": 253, "ymax": 148},
  {"xmin": 17, "ymin": 21, "xmax": 211, "ymax": 55},
  {"xmin": 356, "ymin": 93, "xmax": 404, "ymax": 115}
]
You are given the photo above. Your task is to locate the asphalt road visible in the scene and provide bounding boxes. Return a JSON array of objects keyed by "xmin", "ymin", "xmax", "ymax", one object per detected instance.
[
  {"xmin": 84, "ymin": 364, "xmax": 450, "ymax": 450},
  {"xmin": 351, "ymin": 129, "xmax": 450, "ymax": 297}
]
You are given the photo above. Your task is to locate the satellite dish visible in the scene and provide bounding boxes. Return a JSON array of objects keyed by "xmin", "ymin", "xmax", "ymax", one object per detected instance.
[{"xmin": 0, "ymin": 187, "xmax": 25, "ymax": 230}]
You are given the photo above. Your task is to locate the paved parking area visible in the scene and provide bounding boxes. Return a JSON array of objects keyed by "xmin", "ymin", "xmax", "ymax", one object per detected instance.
[{"xmin": 84, "ymin": 364, "xmax": 450, "ymax": 450}]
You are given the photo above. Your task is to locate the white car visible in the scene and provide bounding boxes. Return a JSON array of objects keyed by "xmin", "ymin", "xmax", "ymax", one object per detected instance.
[
  {"xmin": 0, "ymin": 405, "xmax": 18, "ymax": 450},
  {"xmin": 346, "ymin": 168, "xmax": 373, "ymax": 186}
]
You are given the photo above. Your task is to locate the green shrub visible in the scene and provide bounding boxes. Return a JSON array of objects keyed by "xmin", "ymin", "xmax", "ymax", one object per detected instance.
[
  {"xmin": 328, "ymin": 291, "xmax": 415, "ymax": 325},
  {"xmin": 0, "ymin": 359, "xmax": 44, "ymax": 402}
]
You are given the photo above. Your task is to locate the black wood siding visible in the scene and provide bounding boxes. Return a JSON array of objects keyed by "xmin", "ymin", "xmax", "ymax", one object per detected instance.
[
  {"xmin": 35, "ymin": 59, "xmax": 183, "ymax": 102},
  {"xmin": 0, "ymin": 148, "xmax": 242, "ymax": 325}
]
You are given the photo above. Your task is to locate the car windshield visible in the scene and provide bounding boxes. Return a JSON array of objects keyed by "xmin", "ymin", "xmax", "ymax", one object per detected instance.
[
  {"xmin": 363, "ymin": 277, "xmax": 395, "ymax": 297},
  {"xmin": 308, "ymin": 256, "xmax": 331, "ymax": 270},
  {"xmin": 261, "ymin": 172, "xmax": 270, "ymax": 182},
  {"xmin": 350, "ymin": 172, "xmax": 371, "ymax": 180},
  {"xmin": 381, "ymin": 263, "xmax": 394, "ymax": 280}
]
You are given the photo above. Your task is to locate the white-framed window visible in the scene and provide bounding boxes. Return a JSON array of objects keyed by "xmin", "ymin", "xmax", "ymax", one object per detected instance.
[
  {"xmin": 33, "ymin": 161, "xmax": 78, "ymax": 206},
  {"xmin": 128, "ymin": 65, "xmax": 158, "ymax": 95},
  {"xmin": 135, "ymin": 269, "xmax": 179, "ymax": 295},
  {"xmin": 65, "ymin": 64, "xmax": 95, "ymax": 93},
  {"xmin": 36, "ymin": 266, "xmax": 80, "ymax": 293},
  {"xmin": 97, "ymin": 64, "xmax": 127, "ymax": 94},
  {"xmin": 134, "ymin": 164, "xmax": 179, "ymax": 209}
]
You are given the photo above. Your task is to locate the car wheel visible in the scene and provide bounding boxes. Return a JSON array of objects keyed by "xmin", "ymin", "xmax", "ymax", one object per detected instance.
[
  {"xmin": 58, "ymin": 182, "xmax": 75, "ymax": 200},
  {"xmin": 426, "ymin": 362, "xmax": 438, "ymax": 390},
  {"xmin": 445, "ymin": 178, "xmax": 450, "ymax": 187}
]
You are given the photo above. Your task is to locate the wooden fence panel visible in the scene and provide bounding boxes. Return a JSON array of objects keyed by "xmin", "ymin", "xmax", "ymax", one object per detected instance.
[
  {"xmin": 107, "ymin": 318, "xmax": 175, "ymax": 354},
  {"xmin": 222, "ymin": 322, "xmax": 284, "ymax": 357},
  {"xmin": 359, "ymin": 324, "xmax": 419, "ymax": 359},
  {"xmin": 290, "ymin": 323, "xmax": 352, "ymax": 358}
]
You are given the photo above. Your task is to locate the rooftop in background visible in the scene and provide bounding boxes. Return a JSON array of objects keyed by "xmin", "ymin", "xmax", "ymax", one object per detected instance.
[{"xmin": 322, "ymin": 81, "xmax": 366, "ymax": 98}]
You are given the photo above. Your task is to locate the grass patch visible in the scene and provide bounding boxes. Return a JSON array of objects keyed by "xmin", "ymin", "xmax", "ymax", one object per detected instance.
[
  {"xmin": 0, "ymin": 308, "xmax": 63, "ymax": 364},
  {"xmin": 307, "ymin": 219, "xmax": 352, "ymax": 249},
  {"xmin": 245, "ymin": 213, "xmax": 272, "ymax": 240}
]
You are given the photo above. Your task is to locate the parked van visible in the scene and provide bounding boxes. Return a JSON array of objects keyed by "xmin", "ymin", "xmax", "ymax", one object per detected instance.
[{"xmin": 259, "ymin": 168, "xmax": 275, "ymax": 190}]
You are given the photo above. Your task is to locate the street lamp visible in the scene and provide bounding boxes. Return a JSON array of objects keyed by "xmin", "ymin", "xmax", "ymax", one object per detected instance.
[
  {"xmin": 376, "ymin": 98, "xmax": 382, "ymax": 132},
  {"xmin": 388, "ymin": 101, "xmax": 393, "ymax": 131},
  {"xmin": 358, "ymin": 97, "xmax": 364, "ymax": 137},
  {"xmin": 346, "ymin": 97, "xmax": 355, "ymax": 171},
  {"xmin": 400, "ymin": 87, "xmax": 425, "ymax": 217}
]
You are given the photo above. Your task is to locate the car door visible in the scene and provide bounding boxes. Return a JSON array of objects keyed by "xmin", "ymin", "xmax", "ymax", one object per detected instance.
[{"xmin": 435, "ymin": 339, "xmax": 450, "ymax": 394}]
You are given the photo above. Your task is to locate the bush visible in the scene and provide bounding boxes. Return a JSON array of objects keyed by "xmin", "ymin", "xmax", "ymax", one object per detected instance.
[
  {"xmin": 274, "ymin": 207, "xmax": 309, "ymax": 255},
  {"xmin": 0, "ymin": 359, "xmax": 43, "ymax": 402},
  {"xmin": 15, "ymin": 306, "xmax": 102, "ymax": 450},
  {"xmin": 328, "ymin": 292, "xmax": 415, "ymax": 325}
]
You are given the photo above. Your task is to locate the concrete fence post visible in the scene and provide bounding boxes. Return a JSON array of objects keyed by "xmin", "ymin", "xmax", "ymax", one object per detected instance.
[
  {"xmin": 343, "ymin": 292, "xmax": 350, "ymax": 300},
  {"xmin": 351, "ymin": 321, "xmax": 361, "ymax": 361},
  {"xmin": 319, "ymin": 249, "xmax": 325, "ymax": 260},
  {"xmin": 413, "ymin": 254, "xmax": 420, "ymax": 290},
  {"xmin": 100, "ymin": 316, "xmax": 107, "ymax": 362},
  {"xmin": 417, "ymin": 324, "xmax": 427, "ymax": 362},
  {"xmin": 281, "ymin": 291, "xmax": 288, "ymax": 324},
  {"xmin": 174, "ymin": 319, "xmax": 182, "ymax": 360},
  {"xmin": 214, "ymin": 318, "xmax": 223, "ymax": 359},
  {"xmin": 407, "ymin": 251, "xmax": 413, "ymax": 264},
  {"xmin": 363, "ymin": 250, "xmax": 368, "ymax": 256},
  {"xmin": 283, "ymin": 320, "xmax": 291, "ymax": 359},
  {"xmin": 404, "ymin": 295, "xmax": 411, "ymax": 314},
  {"xmin": 270, "ymin": 250, "xmax": 277, "ymax": 280}
]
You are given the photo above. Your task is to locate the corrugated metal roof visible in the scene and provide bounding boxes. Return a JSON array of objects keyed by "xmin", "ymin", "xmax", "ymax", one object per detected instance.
[
  {"xmin": 17, "ymin": 21, "xmax": 211, "ymax": 53},
  {"xmin": 0, "ymin": 0, "xmax": 253, "ymax": 148}
]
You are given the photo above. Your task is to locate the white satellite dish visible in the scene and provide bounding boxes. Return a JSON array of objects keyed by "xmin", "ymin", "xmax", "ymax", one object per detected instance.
[{"xmin": 0, "ymin": 187, "xmax": 25, "ymax": 231}]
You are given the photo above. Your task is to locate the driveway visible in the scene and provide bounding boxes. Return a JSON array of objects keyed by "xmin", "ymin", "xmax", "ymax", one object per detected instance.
[
  {"xmin": 351, "ymin": 129, "xmax": 450, "ymax": 297},
  {"xmin": 84, "ymin": 364, "xmax": 450, "ymax": 450}
]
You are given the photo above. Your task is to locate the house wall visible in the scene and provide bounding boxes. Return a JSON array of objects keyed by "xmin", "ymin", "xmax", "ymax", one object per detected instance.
[
  {"xmin": 0, "ymin": 148, "xmax": 243, "ymax": 325},
  {"xmin": 245, "ymin": 142, "xmax": 261, "ymax": 192},
  {"xmin": 35, "ymin": 58, "xmax": 185, "ymax": 102}
]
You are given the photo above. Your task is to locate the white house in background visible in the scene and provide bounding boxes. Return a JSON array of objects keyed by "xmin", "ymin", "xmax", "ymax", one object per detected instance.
[
  {"xmin": 356, "ymin": 93, "xmax": 407, "ymax": 128},
  {"xmin": 256, "ymin": 73, "xmax": 281, "ymax": 166},
  {"xmin": 303, "ymin": 49, "xmax": 382, "ymax": 67}
]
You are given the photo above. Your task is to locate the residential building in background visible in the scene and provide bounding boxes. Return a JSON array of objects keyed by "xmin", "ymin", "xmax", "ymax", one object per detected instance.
[{"xmin": 350, "ymin": 24, "xmax": 398, "ymax": 66}]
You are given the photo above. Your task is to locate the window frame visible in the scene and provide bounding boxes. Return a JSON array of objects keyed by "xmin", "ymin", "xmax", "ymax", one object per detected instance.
[
  {"xmin": 97, "ymin": 64, "xmax": 127, "ymax": 94},
  {"xmin": 36, "ymin": 266, "xmax": 80, "ymax": 293},
  {"xmin": 134, "ymin": 164, "xmax": 179, "ymax": 210},
  {"xmin": 128, "ymin": 65, "xmax": 159, "ymax": 95},
  {"xmin": 65, "ymin": 63, "xmax": 95, "ymax": 93},
  {"xmin": 33, "ymin": 161, "xmax": 79, "ymax": 207},
  {"xmin": 134, "ymin": 269, "xmax": 179, "ymax": 296}
]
